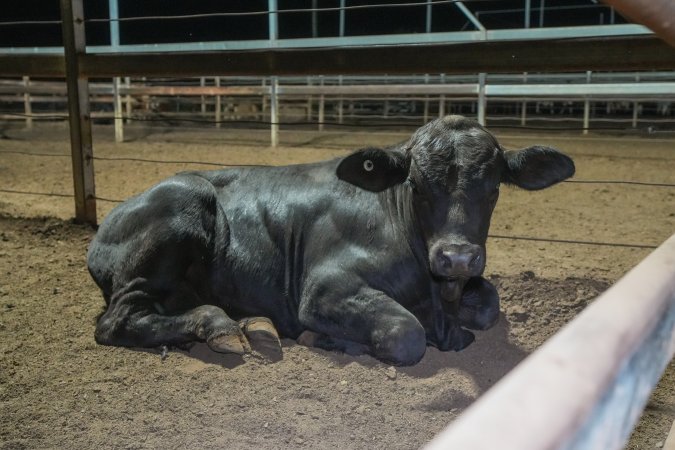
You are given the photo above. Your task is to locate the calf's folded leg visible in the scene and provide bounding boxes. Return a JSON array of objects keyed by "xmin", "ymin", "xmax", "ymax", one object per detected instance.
[
  {"xmin": 95, "ymin": 284, "xmax": 250, "ymax": 354},
  {"xmin": 299, "ymin": 284, "xmax": 427, "ymax": 366}
]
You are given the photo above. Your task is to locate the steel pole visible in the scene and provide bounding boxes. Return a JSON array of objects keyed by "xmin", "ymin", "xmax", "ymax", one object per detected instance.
[
  {"xmin": 539, "ymin": 0, "xmax": 545, "ymax": 27},
  {"xmin": 109, "ymin": 0, "xmax": 123, "ymax": 142},
  {"xmin": 270, "ymin": 77, "xmax": 279, "ymax": 147},
  {"xmin": 124, "ymin": 76, "xmax": 131, "ymax": 120},
  {"xmin": 426, "ymin": 0, "xmax": 432, "ymax": 33},
  {"xmin": 338, "ymin": 2, "xmax": 345, "ymax": 125},
  {"xmin": 478, "ymin": 72, "xmax": 487, "ymax": 125},
  {"xmin": 311, "ymin": 0, "xmax": 318, "ymax": 38},
  {"xmin": 339, "ymin": 0, "xmax": 346, "ymax": 37},
  {"xmin": 525, "ymin": 0, "xmax": 531, "ymax": 28},
  {"xmin": 200, "ymin": 77, "xmax": 206, "ymax": 115},
  {"xmin": 215, "ymin": 77, "xmax": 221, "ymax": 128},
  {"xmin": 583, "ymin": 71, "xmax": 591, "ymax": 135},
  {"xmin": 338, "ymin": 75, "xmax": 344, "ymax": 124},
  {"xmin": 22, "ymin": 76, "xmax": 32, "ymax": 129},
  {"xmin": 268, "ymin": 0, "xmax": 278, "ymax": 42},
  {"xmin": 269, "ymin": 0, "xmax": 279, "ymax": 146},
  {"xmin": 318, "ymin": 76, "xmax": 325, "ymax": 131},
  {"xmin": 521, "ymin": 72, "xmax": 527, "ymax": 126}
]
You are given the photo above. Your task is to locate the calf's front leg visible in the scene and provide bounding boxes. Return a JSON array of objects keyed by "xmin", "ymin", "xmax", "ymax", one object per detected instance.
[{"xmin": 298, "ymin": 285, "xmax": 427, "ymax": 366}]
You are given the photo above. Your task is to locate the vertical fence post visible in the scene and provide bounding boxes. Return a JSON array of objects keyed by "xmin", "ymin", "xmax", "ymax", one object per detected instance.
[
  {"xmin": 632, "ymin": 102, "xmax": 639, "ymax": 128},
  {"xmin": 61, "ymin": 0, "xmax": 96, "ymax": 225},
  {"xmin": 318, "ymin": 76, "xmax": 325, "ymax": 131},
  {"xmin": 338, "ymin": 4, "xmax": 345, "ymax": 126},
  {"xmin": 268, "ymin": 0, "xmax": 278, "ymax": 43},
  {"xmin": 270, "ymin": 77, "xmax": 279, "ymax": 148},
  {"xmin": 383, "ymin": 75, "xmax": 389, "ymax": 119},
  {"xmin": 109, "ymin": 0, "xmax": 123, "ymax": 143},
  {"xmin": 22, "ymin": 76, "xmax": 32, "ymax": 129},
  {"xmin": 338, "ymin": 75, "xmax": 344, "ymax": 124},
  {"xmin": 582, "ymin": 102, "xmax": 590, "ymax": 134},
  {"xmin": 269, "ymin": 0, "xmax": 279, "ymax": 147},
  {"xmin": 583, "ymin": 70, "xmax": 591, "ymax": 135},
  {"xmin": 423, "ymin": 74, "xmax": 430, "ymax": 123},
  {"xmin": 521, "ymin": 72, "xmax": 527, "ymax": 126},
  {"xmin": 632, "ymin": 73, "xmax": 640, "ymax": 129},
  {"xmin": 112, "ymin": 78, "xmax": 123, "ymax": 142},
  {"xmin": 539, "ymin": 0, "xmax": 545, "ymax": 27},
  {"xmin": 124, "ymin": 76, "xmax": 132, "ymax": 120},
  {"xmin": 261, "ymin": 78, "xmax": 268, "ymax": 120},
  {"xmin": 339, "ymin": 0, "xmax": 346, "ymax": 37},
  {"xmin": 215, "ymin": 77, "xmax": 221, "ymax": 128},
  {"xmin": 478, "ymin": 72, "xmax": 487, "ymax": 126},
  {"xmin": 60, "ymin": 0, "xmax": 97, "ymax": 225},
  {"xmin": 438, "ymin": 73, "xmax": 446, "ymax": 119},
  {"xmin": 200, "ymin": 77, "xmax": 206, "ymax": 116},
  {"xmin": 525, "ymin": 0, "xmax": 531, "ymax": 28},
  {"xmin": 422, "ymin": 0, "xmax": 434, "ymax": 123},
  {"xmin": 306, "ymin": 77, "xmax": 313, "ymax": 121},
  {"xmin": 522, "ymin": 0, "xmax": 530, "ymax": 127},
  {"xmin": 426, "ymin": 0, "xmax": 433, "ymax": 32},
  {"xmin": 311, "ymin": 0, "xmax": 318, "ymax": 38}
]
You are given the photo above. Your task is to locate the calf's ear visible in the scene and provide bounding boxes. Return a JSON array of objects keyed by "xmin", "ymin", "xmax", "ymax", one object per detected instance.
[
  {"xmin": 337, "ymin": 147, "xmax": 410, "ymax": 192},
  {"xmin": 503, "ymin": 146, "xmax": 575, "ymax": 190}
]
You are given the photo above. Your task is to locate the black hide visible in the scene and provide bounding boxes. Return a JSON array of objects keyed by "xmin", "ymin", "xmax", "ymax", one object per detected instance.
[{"xmin": 87, "ymin": 115, "xmax": 574, "ymax": 365}]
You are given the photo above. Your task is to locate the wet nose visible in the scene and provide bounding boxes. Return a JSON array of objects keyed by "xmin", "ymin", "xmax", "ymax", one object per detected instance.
[{"xmin": 435, "ymin": 244, "xmax": 485, "ymax": 278}]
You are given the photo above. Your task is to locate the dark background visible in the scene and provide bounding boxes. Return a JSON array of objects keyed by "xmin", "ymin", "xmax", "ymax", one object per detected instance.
[{"xmin": 0, "ymin": 0, "xmax": 627, "ymax": 47}]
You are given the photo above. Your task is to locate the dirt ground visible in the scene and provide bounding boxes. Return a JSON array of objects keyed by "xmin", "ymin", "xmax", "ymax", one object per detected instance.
[{"xmin": 0, "ymin": 123, "xmax": 673, "ymax": 449}]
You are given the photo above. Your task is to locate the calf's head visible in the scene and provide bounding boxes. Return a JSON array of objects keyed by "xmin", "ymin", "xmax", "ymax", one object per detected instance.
[{"xmin": 337, "ymin": 116, "xmax": 574, "ymax": 294}]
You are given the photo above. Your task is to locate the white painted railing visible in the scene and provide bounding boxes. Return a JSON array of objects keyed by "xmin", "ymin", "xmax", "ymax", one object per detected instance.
[{"xmin": 425, "ymin": 234, "xmax": 675, "ymax": 450}]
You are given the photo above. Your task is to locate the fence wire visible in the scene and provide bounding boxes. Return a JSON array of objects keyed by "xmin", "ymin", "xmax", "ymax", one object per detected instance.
[
  {"xmin": 3, "ymin": 111, "xmax": 674, "ymax": 134},
  {"xmin": 0, "ymin": 0, "xmax": 496, "ymax": 28},
  {"xmin": 1, "ymin": 111, "xmax": 673, "ymax": 252},
  {"xmin": 0, "ymin": 187, "xmax": 661, "ymax": 250}
]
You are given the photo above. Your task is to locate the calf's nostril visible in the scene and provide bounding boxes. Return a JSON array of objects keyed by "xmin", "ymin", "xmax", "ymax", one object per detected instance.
[
  {"xmin": 470, "ymin": 253, "xmax": 482, "ymax": 269},
  {"xmin": 440, "ymin": 251, "xmax": 454, "ymax": 269}
]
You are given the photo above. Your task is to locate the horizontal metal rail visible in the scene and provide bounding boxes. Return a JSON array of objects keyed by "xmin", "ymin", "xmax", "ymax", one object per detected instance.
[
  {"xmin": 425, "ymin": 234, "xmax": 675, "ymax": 450},
  {"xmin": 5, "ymin": 72, "xmax": 673, "ymax": 84},
  {"xmin": 486, "ymin": 83, "xmax": 675, "ymax": 97},
  {"xmin": 1, "ymin": 36, "xmax": 674, "ymax": 78},
  {"xmin": 0, "ymin": 24, "xmax": 652, "ymax": 55},
  {"xmin": 2, "ymin": 79, "xmax": 674, "ymax": 99}
]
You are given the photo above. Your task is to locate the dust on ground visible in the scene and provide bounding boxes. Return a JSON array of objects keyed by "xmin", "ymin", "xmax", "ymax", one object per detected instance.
[{"xmin": 0, "ymin": 123, "xmax": 673, "ymax": 449}]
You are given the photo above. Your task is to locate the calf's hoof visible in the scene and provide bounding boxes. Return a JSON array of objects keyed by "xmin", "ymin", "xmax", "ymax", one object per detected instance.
[
  {"xmin": 240, "ymin": 317, "xmax": 282, "ymax": 361},
  {"xmin": 451, "ymin": 328, "xmax": 476, "ymax": 351},
  {"xmin": 458, "ymin": 277, "xmax": 500, "ymax": 331},
  {"xmin": 207, "ymin": 331, "xmax": 251, "ymax": 355}
]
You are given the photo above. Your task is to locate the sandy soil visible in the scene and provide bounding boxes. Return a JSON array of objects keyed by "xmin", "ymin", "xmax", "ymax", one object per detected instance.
[{"xmin": 0, "ymin": 123, "xmax": 673, "ymax": 449}]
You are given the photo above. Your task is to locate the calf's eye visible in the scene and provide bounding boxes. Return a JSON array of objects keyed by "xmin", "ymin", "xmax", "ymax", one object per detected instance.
[{"xmin": 363, "ymin": 159, "xmax": 375, "ymax": 172}]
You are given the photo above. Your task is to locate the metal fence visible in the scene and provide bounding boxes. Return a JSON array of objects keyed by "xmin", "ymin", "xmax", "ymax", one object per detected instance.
[{"xmin": 2, "ymin": 73, "xmax": 674, "ymax": 139}]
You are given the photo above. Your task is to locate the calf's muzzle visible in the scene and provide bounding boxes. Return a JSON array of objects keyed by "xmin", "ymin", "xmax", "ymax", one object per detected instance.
[{"xmin": 431, "ymin": 243, "xmax": 485, "ymax": 279}]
